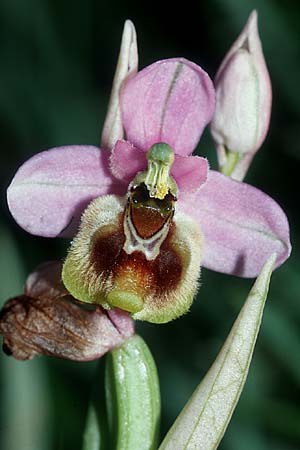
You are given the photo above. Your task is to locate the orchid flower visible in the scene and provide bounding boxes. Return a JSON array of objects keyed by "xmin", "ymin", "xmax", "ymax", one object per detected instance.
[{"xmin": 4, "ymin": 21, "xmax": 291, "ymax": 329}]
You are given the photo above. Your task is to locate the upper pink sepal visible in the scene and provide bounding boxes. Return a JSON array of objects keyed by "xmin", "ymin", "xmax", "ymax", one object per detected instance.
[
  {"xmin": 111, "ymin": 139, "xmax": 209, "ymax": 194},
  {"xmin": 179, "ymin": 170, "xmax": 291, "ymax": 277},
  {"xmin": 7, "ymin": 145, "xmax": 126, "ymax": 238},
  {"xmin": 121, "ymin": 58, "xmax": 215, "ymax": 156}
]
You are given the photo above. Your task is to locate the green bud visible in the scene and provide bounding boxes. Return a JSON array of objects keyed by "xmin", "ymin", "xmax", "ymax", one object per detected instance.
[{"xmin": 105, "ymin": 335, "xmax": 161, "ymax": 450}]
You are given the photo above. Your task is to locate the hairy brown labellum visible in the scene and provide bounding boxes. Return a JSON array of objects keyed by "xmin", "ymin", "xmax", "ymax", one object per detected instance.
[
  {"xmin": 62, "ymin": 194, "xmax": 203, "ymax": 323},
  {"xmin": 91, "ymin": 223, "xmax": 182, "ymax": 299}
]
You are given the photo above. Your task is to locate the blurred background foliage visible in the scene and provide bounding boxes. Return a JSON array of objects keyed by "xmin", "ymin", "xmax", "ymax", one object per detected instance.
[{"xmin": 0, "ymin": 0, "xmax": 299, "ymax": 449}]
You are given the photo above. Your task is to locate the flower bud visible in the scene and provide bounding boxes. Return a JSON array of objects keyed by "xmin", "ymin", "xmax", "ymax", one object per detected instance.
[
  {"xmin": 101, "ymin": 20, "xmax": 138, "ymax": 149},
  {"xmin": 210, "ymin": 11, "xmax": 272, "ymax": 180}
]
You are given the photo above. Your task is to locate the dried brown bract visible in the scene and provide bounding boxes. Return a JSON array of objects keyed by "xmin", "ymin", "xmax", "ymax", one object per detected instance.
[{"xmin": 0, "ymin": 261, "xmax": 134, "ymax": 361}]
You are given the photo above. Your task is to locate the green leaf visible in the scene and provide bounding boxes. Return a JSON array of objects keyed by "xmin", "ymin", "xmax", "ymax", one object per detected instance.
[
  {"xmin": 105, "ymin": 335, "xmax": 161, "ymax": 450},
  {"xmin": 0, "ymin": 224, "xmax": 25, "ymax": 302},
  {"xmin": 82, "ymin": 404, "xmax": 103, "ymax": 450},
  {"xmin": 159, "ymin": 253, "xmax": 276, "ymax": 450},
  {"xmin": 81, "ymin": 361, "xmax": 108, "ymax": 450},
  {"xmin": 0, "ymin": 223, "xmax": 50, "ymax": 450},
  {"xmin": 0, "ymin": 356, "xmax": 51, "ymax": 450}
]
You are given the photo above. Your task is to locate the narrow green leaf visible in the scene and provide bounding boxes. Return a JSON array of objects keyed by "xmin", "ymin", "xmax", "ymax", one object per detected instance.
[
  {"xmin": 0, "ymin": 224, "xmax": 50, "ymax": 450},
  {"xmin": 159, "ymin": 253, "xmax": 276, "ymax": 450},
  {"xmin": 0, "ymin": 356, "xmax": 51, "ymax": 450},
  {"xmin": 82, "ymin": 404, "xmax": 102, "ymax": 450},
  {"xmin": 81, "ymin": 361, "xmax": 108, "ymax": 450},
  {"xmin": 105, "ymin": 335, "xmax": 161, "ymax": 450}
]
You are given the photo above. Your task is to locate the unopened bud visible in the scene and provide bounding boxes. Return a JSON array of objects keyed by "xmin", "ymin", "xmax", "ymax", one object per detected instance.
[
  {"xmin": 211, "ymin": 11, "xmax": 272, "ymax": 180},
  {"xmin": 101, "ymin": 20, "xmax": 138, "ymax": 149}
]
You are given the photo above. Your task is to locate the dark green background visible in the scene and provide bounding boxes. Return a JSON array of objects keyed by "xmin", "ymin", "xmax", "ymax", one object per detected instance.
[{"xmin": 0, "ymin": 1, "xmax": 299, "ymax": 449}]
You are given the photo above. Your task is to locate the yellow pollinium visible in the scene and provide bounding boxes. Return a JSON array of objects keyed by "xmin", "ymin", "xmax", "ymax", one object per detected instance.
[{"xmin": 144, "ymin": 143, "xmax": 177, "ymax": 199}]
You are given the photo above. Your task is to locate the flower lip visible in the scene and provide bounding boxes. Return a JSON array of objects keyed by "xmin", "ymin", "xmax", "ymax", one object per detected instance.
[{"xmin": 61, "ymin": 193, "xmax": 203, "ymax": 323}]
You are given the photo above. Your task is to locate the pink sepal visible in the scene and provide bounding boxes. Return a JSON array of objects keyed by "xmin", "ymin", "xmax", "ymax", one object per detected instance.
[
  {"xmin": 7, "ymin": 145, "xmax": 126, "ymax": 238},
  {"xmin": 179, "ymin": 170, "xmax": 291, "ymax": 277},
  {"xmin": 121, "ymin": 58, "xmax": 215, "ymax": 156}
]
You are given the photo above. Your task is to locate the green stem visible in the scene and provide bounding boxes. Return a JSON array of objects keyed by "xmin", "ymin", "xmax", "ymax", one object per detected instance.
[{"xmin": 221, "ymin": 150, "xmax": 241, "ymax": 177}]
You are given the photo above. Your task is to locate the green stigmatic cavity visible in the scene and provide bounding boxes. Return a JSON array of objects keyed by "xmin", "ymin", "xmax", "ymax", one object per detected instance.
[{"xmin": 133, "ymin": 143, "xmax": 177, "ymax": 200}]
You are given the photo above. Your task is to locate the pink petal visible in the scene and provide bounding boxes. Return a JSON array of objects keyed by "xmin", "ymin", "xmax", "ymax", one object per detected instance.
[
  {"xmin": 111, "ymin": 139, "xmax": 208, "ymax": 194},
  {"xmin": 172, "ymin": 155, "xmax": 209, "ymax": 194},
  {"xmin": 7, "ymin": 146, "xmax": 127, "ymax": 238},
  {"xmin": 110, "ymin": 139, "xmax": 146, "ymax": 183},
  {"xmin": 179, "ymin": 171, "xmax": 291, "ymax": 277},
  {"xmin": 121, "ymin": 58, "xmax": 215, "ymax": 156}
]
